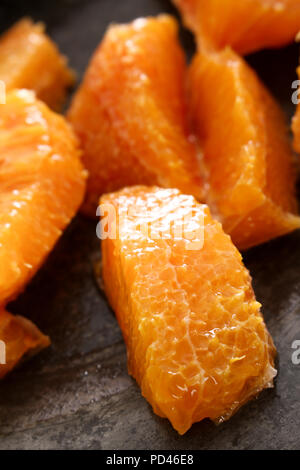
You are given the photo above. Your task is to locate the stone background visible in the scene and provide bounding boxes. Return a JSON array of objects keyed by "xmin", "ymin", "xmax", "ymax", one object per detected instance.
[{"xmin": 0, "ymin": 0, "xmax": 300, "ymax": 450}]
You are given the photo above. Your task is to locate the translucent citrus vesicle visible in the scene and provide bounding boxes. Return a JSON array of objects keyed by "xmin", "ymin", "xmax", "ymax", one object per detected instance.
[
  {"xmin": 188, "ymin": 47, "xmax": 300, "ymax": 250},
  {"xmin": 68, "ymin": 15, "xmax": 204, "ymax": 217},
  {"xmin": 0, "ymin": 18, "xmax": 74, "ymax": 110},
  {"xmin": 101, "ymin": 186, "xmax": 276, "ymax": 435},
  {"xmin": 0, "ymin": 89, "xmax": 87, "ymax": 306},
  {"xmin": 173, "ymin": 0, "xmax": 300, "ymax": 55},
  {"xmin": 0, "ymin": 309, "xmax": 50, "ymax": 380}
]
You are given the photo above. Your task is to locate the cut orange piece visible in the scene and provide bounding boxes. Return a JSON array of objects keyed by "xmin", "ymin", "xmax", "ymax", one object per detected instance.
[
  {"xmin": 68, "ymin": 15, "xmax": 204, "ymax": 217},
  {"xmin": 188, "ymin": 48, "xmax": 300, "ymax": 250},
  {"xmin": 0, "ymin": 89, "xmax": 87, "ymax": 306},
  {"xmin": 292, "ymin": 65, "xmax": 300, "ymax": 153},
  {"xmin": 0, "ymin": 18, "xmax": 74, "ymax": 110},
  {"xmin": 0, "ymin": 309, "xmax": 50, "ymax": 380},
  {"xmin": 173, "ymin": 0, "xmax": 300, "ymax": 55},
  {"xmin": 101, "ymin": 186, "xmax": 276, "ymax": 435}
]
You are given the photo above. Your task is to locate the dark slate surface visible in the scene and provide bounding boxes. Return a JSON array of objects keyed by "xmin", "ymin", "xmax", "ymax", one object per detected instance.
[{"xmin": 0, "ymin": 0, "xmax": 300, "ymax": 450}]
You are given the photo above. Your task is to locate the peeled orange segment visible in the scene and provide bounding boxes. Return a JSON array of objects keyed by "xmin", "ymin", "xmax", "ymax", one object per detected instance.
[
  {"xmin": 68, "ymin": 15, "xmax": 204, "ymax": 217},
  {"xmin": 0, "ymin": 309, "xmax": 50, "ymax": 380},
  {"xmin": 292, "ymin": 65, "xmax": 300, "ymax": 153},
  {"xmin": 173, "ymin": 0, "xmax": 300, "ymax": 55},
  {"xmin": 0, "ymin": 18, "xmax": 74, "ymax": 110},
  {"xmin": 101, "ymin": 186, "xmax": 276, "ymax": 435},
  {"xmin": 188, "ymin": 48, "xmax": 300, "ymax": 250},
  {"xmin": 0, "ymin": 89, "xmax": 87, "ymax": 306}
]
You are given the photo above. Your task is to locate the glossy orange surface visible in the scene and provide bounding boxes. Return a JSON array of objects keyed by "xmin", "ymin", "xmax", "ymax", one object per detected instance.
[
  {"xmin": 188, "ymin": 48, "xmax": 300, "ymax": 250},
  {"xmin": 101, "ymin": 186, "xmax": 276, "ymax": 434},
  {"xmin": 0, "ymin": 89, "xmax": 86, "ymax": 306},
  {"xmin": 0, "ymin": 18, "xmax": 74, "ymax": 110},
  {"xmin": 68, "ymin": 15, "xmax": 204, "ymax": 217},
  {"xmin": 0, "ymin": 309, "xmax": 50, "ymax": 380},
  {"xmin": 173, "ymin": 0, "xmax": 300, "ymax": 55}
]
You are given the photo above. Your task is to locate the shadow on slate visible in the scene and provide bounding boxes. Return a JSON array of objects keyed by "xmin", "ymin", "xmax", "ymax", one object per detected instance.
[{"xmin": 0, "ymin": 0, "xmax": 300, "ymax": 450}]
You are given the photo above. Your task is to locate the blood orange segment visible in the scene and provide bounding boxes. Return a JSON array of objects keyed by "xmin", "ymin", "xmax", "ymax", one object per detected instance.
[
  {"xmin": 68, "ymin": 15, "xmax": 204, "ymax": 217},
  {"xmin": 0, "ymin": 309, "xmax": 50, "ymax": 380},
  {"xmin": 0, "ymin": 18, "xmax": 74, "ymax": 110},
  {"xmin": 0, "ymin": 89, "xmax": 87, "ymax": 306},
  {"xmin": 101, "ymin": 186, "xmax": 276, "ymax": 435},
  {"xmin": 173, "ymin": 0, "xmax": 300, "ymax": 55},
  {"xmin": 188, "ymin": 47, "xmax": 300, "ymax": 250}
]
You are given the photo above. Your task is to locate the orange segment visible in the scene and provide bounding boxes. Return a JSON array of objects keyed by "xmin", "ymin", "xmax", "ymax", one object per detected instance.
[
  {"xmin": 188, "ymin": 48, "xmax": 300, "ymax": 250},
  {"xmin": 173, "ymin": 0, "xmax": 300, "ymax": 55},
  {"xmin": 0, "ymin": 309, "xmax": 50, "ymax": 380},
  {"xmin": 292, "ymin": 65, "xmax": 300, "ymax": 153},
  {"xmin": 68, "ymin": 15, "xmax": 204, "ymax": 217},
  {"xmin": 0, "ymin": 18, "xmax": 74, "ymax": 110},
  {"xmin": 101, "ymin": 186, "xmax": 276, "ymax": 435},
  {"xmin": 0, "ymin": 89, "xmax": 87, "ymax": 306}
]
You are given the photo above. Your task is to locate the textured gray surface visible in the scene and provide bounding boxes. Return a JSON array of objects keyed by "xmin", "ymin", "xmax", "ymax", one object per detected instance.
[{"xmin": 0, "ymin": 0, "xmax": 300, "ymax": 450}]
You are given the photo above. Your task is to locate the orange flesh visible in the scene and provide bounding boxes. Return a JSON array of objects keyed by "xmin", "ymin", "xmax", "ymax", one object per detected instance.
[
  {"xmin": 101, "ymin": 186, "xmax": 276, "ymax": 435},
  {"xmin": 0, "ymin": 89, "xmax": 87, "ymax": 307},
  {"xmin": 68, "ymin": 15, "xmax": 204, "ymax": 217},
  {"xmin": 188, "ymin": 48, "xmax": 300, "ymax": 250},
  {"xmin": 0, "ymin": 309, "xmax": 50, "ymax": 380},
  {"xmin": 0, "ymin": 18, "xmax": 74, "ymax": 110},
  {"xmin": 173, "ymin": 0, "xmax": 300, "ymax": 55}
]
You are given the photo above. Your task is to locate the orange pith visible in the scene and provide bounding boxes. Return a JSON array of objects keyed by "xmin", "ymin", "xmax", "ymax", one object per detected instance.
[
  {"xmin": 0, "ymin": 89, "xmax": 87, "ymax": 307},
  {"xmin": 173, "ymin": 0, "xmax": 300, "ymax": 55},
  {"xmin": 188, "ymin": 47, "xmax": 300, "ymax": 250},
  {"xmin": 68, "ymin": 15, "xmax": 204, "ymax": 217},
  {"xmin": 0, "ymin": 18, "xmax": 74, "ymax": 110},
  {"xmin": 101, "ymin": 186, "xmax": 276, "ymax": 435},
  {"xmin": 0, "ymin": 309, "xmax": 50, "ymax": 380}
]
